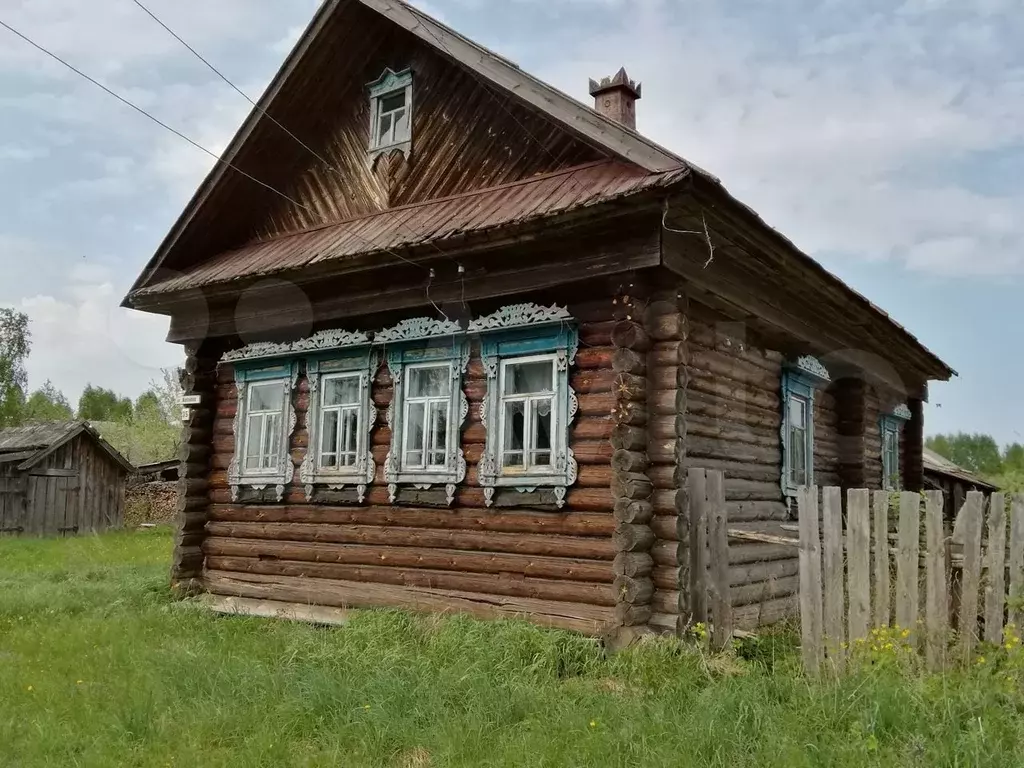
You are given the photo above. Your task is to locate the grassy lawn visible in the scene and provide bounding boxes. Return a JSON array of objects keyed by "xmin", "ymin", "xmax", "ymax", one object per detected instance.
[{"xmin": 2, "ymin": 532, "xmax": 1024, "ymax": 767}]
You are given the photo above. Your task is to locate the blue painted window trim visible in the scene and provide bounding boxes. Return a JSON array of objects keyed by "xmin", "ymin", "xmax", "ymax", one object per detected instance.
[
  {"xmin": 367, "ymin": 67, "xmax": 413, "ymax": 160},
  {"xmin": 299, "ymin": 348, "xmax": 379, "ymax": 503},
  {"xmin": 780, "ymin": 359, "xmax": 830, "ymax": 498},
  {"xmin": 478, "ymin": 324, "xmax": 579, "ymax": 509},
  {"xmin": 383, "ymin": 337, "xmax": 470, "ymax": 506},
  {"xmin": 228, "ymin": 360, "xmax": 299, "ymax": 502},
  {"xmin": 880, "ymin": 406, "xmax": 910, "ymax": 491}
]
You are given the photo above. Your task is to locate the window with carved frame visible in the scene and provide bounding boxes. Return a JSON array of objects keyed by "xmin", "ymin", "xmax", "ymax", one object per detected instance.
[
  {"xmin": 781, "ymin": 356, "xmax": 830, "ymax": 498},
  {"xmin": 381, "ymin": 318, "xmax": 469, "ymax": 507},
  {"xmin": 880, "ymin": 405, "xmax": 911, "ymax": 490},
  {"xmin": 367, "ymin": 68, "xmax": 413, "ymax": 158},
  {"xmin": 473, "ymin": 303, "xmax": 579, "ymax": 509}
]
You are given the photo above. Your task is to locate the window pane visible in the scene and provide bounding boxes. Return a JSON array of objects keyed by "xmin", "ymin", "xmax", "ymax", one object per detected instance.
[
  {"xmin": 428, "ymin": 401, "xmax": 447, "ymax": 467},
  {"xmin": 263, "ymin": 413, "xmax": 280, "ymax": 469},
  {"xmin": 393, "ymin": 109, "xmax": 409, "ymax": 141},
  {"xmin": 245, "ymin": 414, "xmax": 263, "ymax": 470},
  {"xmin": 320, "ymin": 409, "xmax": 339, "ymax": 466},
  {"xmin": 377, "ymin": 113, "xmax": 392, "ymax": 144},
  {"xmin": 379, "ymin": 91, "xmax": 405, "ymax": 113},
  {"xmin": 405, "ymin": 402, "xmax": 426, "ymax": 467},
  {"xmin": 531, "ymin": 398, "xmax": 552, "ymax": 466},
  {"xmin": 324, "ymin": 376, "xmax": 360, "ymax": 407},
  {"xmin": 503, "ymin": 400, "xmax": 525, "ymax": 466},
  {"xmin": 249, "ymin": 383, "xmax": 281, "ymax": 413},
  {"xmin": 504, "ymin": 360, "xmax": 553, "ymax": 396},
  {"xmin": 408, "ymin": 366, "xmax": 449, "ymax": 398},
  {"xmin": 788, "ymin": 396, "xmax": 805, "ymax": 429},
  {"xmin": 341, "ymin": 409, "xmax": 359, "ymax": 456},
  {"xmin": 790, "ymin": 426, "xmax": 806, "ymax": 486}
]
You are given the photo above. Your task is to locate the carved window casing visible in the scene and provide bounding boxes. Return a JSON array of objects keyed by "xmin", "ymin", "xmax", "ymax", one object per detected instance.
[
  {"xmin": 367, "ymin": 68, "xmax": 413, "ymax": 161},
  {"xmin": 299, "ymin": 345, "xmax": 378, "ymax": 503},
  {"xmin": 781, "ymin": 355, "xmax": 830, "ymax": 498},
  {"xmin": 472, "ymin": 304, "xmax": 579, "ymax": 508},
  {"xmin": 880, "ymin": 404, "xmax": 911, "ymax": 490},
  {"xmin": 381, "ymin": 318, "xmax": 469, "ymax": 506},
  {"xmin": 226, "ymin": 360, "xmax": 298, "ymax": 502}
]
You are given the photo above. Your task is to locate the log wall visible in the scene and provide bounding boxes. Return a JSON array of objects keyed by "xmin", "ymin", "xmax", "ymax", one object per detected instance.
[{"xmin": 201, "ymin": 295, "xmax": 621, "ymax": 635}]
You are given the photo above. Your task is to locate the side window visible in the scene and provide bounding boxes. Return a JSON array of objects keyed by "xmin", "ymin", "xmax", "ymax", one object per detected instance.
[
  {"xmin": 226, "ymin": 361, "xmax": 298, "ymax": 502},
  {"xmin": 300, "ymin": 351, "xmax": 377, "ymax": 503},
  {"xmin": 880, "ymin": 405, "xmax": 911, "ymax": 490},
  {"xmin": 367, "ymin": 68, "xmax": 413, "ymax": 158},
  {"xmin": 381, "ymin": 318, "xmax": 469, "ymax": 506},
  {"xmin": 781, "ymin": 356, "xmax": 830, "ymax": 497},
  {"xmin": 474, "ymin": 303, "xmax": 579, "ymax": 509}
]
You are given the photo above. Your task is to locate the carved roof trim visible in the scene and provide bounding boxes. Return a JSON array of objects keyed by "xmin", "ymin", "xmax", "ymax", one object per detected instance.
[{"xmin": 468, "ymin": 303, "xmax": 572, "ymax": 332}]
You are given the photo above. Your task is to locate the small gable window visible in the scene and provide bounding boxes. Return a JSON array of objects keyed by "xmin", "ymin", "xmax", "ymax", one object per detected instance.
[
  {"xmin": 368, "ymin": 68, "xmax": 413, "ymax": 158},
  {"xmin": 781, "ymin": 356, "xmax": 830, "ymax": 497},
  {"xmin": 880, "ymin": 404, "xmax": 911, "ymax": 490}
]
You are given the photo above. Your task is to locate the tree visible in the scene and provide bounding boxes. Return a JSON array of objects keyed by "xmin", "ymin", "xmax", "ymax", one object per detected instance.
[
  {"xmin": 149, "ymin": 367, "xmax": 183, "ymax": 426},
  {"xmin": 77, "ymin": 385, "xmax": 132, "ymax": 422},
  {"xmin": 23, "ymin": 381, "xmax": 74, "ymax": 423},
  {"xmin": 926, "ymin": 433, "xmax": 1003, "ymax": 476},
  {"xmin": 1003, "ymin": 443, "xmax": 1024, "ymax": 473},
  {"xmin": 0, "ymin": 308, "xmax": 30, "ymax": 428}
]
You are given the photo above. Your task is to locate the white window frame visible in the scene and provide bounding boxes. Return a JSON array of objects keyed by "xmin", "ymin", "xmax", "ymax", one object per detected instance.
[
  {"xmin": 472, "ymin": 304, "xmax": 579, "ymax": 509},
  {"xmin": 785, "ymin": 390, "xmax": 813, "ymax": 492},
  {"xmin": 227, "ymin": 361, "xmax": 298, "ymax": 503},
  {"xmin": 299, "ymin": 352, "xmax": 377, "ymax": 503},
  {"xmin": 496, "ymin": 354, "xmax": 560, "ymax": 477},
  {"xmin": 367, "ymin": 68, "xmax": 413, "ymax": 160},
  {"xmin": 381, "ymin": 319, "xmax": 469, "ymax": 507},
  {"xmin": 400, "ymin": 361, "xmax": 457, "ymax": 473}
]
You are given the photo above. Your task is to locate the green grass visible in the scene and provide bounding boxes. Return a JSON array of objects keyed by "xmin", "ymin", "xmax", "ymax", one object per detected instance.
[{"xmin": 2, "ymin": 532, "xmax": 1024, "ymax": 767}]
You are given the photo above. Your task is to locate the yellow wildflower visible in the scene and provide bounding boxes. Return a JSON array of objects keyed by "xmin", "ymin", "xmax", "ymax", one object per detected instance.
[
  {"xmin": 26, "ymin": 685, "xmax": 32, "ymax": 692},
  {"xmin": 589, "ymin": 721, "xmax": 597, "ymax": 728}
]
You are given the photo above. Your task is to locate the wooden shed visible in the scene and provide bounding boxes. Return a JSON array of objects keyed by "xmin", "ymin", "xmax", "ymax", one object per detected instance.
[
  {"xmin": 923, "ymin": 447, "xmax": 998, "ymax": 522},
  {"xmin": 123, "ymin": 0, "xmax": 955, "ymax": 642},
  {"xmin": 0, "ymin": 421, "xmax": 133, "ymax": 537}
]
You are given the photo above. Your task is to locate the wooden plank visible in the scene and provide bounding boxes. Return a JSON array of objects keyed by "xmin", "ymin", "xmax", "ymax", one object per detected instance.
[
  {"xmin": 924, "ymin": 490, "xmax": 947, "ymax": 670},
  {"xmin": 1010, "ymin": 495, "xmax": 1024, "ymax": 633},
  {"xmin": 688, "ymin": 468, "xmax": 708, "ymax": 623},
  {"xmin": 822, "ymin": 486, "xmax": 844, "ymax": 665},
  {"xmin": 706, "ymin": 470, "xmax": 732, "ymax": 650},
  {"xmin": 872, "ymin": 490, "xmax": 890, "ymax": 628},
  {"xmin": 203, "ymin": 595, "xmax": 350, "ymax": 626},
  {"xmin": 846, "ymin": 489, "xmax": 870, "ymax": 643},
  {"xmin": 985, "ymin": 493, "xmax": 1007, "ymax": 645},
  {"xmin": 959, "ymin": 492, "xmax": 984, "ymax": 661},
  {"xmin": 798, "ymin": 486, "xmax": 823, "ymax": 673},
  {"xmin": 895, "ymin": 492, "xmax": 921, "ymax": 641}
]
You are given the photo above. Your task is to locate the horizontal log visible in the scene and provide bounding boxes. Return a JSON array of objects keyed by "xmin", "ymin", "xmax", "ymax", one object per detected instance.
[
  {"xmin": 729, "ymin": 543, "xmax": 797, "ymax": 565},
  {"xmin": 204, "ymin": 570, "xmax": 616, "ymax": 636},
  {"xmin": 726, "ymin": 500, "xmax": 790, "ymax": 522},
  {"xmin": 203, "ymin": 537, "xmax": 613, "ymax": 583},
  {"xmin": 613, "ymin": 401, "xmax": 647, "ymax": 427},
  {"xmin": 613, "ymin": 499, "xmax": 654, "ymax": 525},
  {"xmin": 612, "ymin": 348, "xmax": 646, "ymax": 376},
  {"xmin": 729, "ymin": 558, "xmax": 799, "ymax": 587},
  {"xmin": 613, "ymin": 575, "xmax": 654, "ymax": 604},
  {"xmin": 724, "ymin": 478, "xmax": 784, "ymax": 502},
  {"xmin": 613, "ymin": 524, "xmax": 655, "ymax": 553},
  {"xmin": 684, "ymin": 438, "xmax": 781, "ymax": 467},
  {"xmin": 614, "ymin": 602, "xmax": 652, "ymax": 627},
  {"xmin": 611, "ymin": 321, "xmax": 651, "ymax": 352},
  {"xmin": 205, "ymin": 556, "xmax": 615, "ymax": 607},
  {"xmin": 650, "ymin": 540, "xmax": 679, "ymax": 567},
  {"xmin": 652, "ymin": 565, "xmax": 679, "ymax": 591},
  {"xmin": 611, "ymin": 472, "xmax": 653, "ymax": 501},
  {"xmin": 653, "ymin": 460, "xmax": 780, "ymax": 487},
  {"xmin": 611, "ymin": 450, "xmax": 648, "ymax": 474},
  {"xmin": 613, "ymin": 372, "xmax": 647, "ymax": 403},
  {"xmin": 204, "ymin": 521, "xmax": 616, "ymax": 560},
  {"xmin": 613, "ymin": 552, "xmax": 653, "ymax": 578},
  {"xmin": 645, "ymin": 310, "xmax": 685, "ymax": 342},
  {"xmin": 611, "ymin": 425, "xmax": 646, "ymax": 452},
  {"xmin": 730, "ymin": 575, "xmax": 799, "ymax": 607},
  {"xmin": 652, "ymin": 589, "xmax": 681, "ymax": 615},
  {"xmin": 650, "ymin": 341, "xmax": 688, "ymax": 368},
  {"xmin": 732, "ymin": 595, "xmax": 798, "ymax": 630},
  {"xmin": 650, "ymin": 515, "xmax": 677, "ymax": 542},
  {"xmin": 648, "ymin": 611, "xmax": 678, "ymax": 634}
]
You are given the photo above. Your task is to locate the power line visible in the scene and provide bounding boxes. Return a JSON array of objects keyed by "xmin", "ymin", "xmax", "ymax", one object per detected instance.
[
  {"xmin": 129, "ymin": 0, "xmax": 460, "ymax": 271},
  {"xmin": 0, "ymin": 15, "xmax": 433, "ymax": 276}
]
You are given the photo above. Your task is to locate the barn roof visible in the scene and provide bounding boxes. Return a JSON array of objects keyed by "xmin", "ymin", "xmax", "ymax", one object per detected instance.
[
  {"xmin": 0, "ymin": 421, "xmax": 134, "ymax": 474},
  {"xmin": 922, "ymin": 447, "xmax": 998, "ymax": 492}
]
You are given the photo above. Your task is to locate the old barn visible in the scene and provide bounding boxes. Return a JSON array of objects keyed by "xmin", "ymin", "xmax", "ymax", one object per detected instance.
[
  {"xmin": 0, "ymin": 421, "xmax": 132, "ymax": 537},
  {"xmin": 124, "ymin": 0, "xmax": 954, "ymax": 641}
]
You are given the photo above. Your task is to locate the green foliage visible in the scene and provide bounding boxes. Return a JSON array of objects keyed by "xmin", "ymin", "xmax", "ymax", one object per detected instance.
[
  {"xmin": 926, "ymin": 432, "xmax": 1004, "ymax": 475},
  {"xmin": 22, "ymin": 380, "xmax": 74, "ymax": 423},
  {"xmin": 0, "ymin": 308, "xmax": 30, "ymax": 428},
  {"xmin": 5, "ymin": 532, "xmax": 1024, "ymax": 766},
  {"xmin": 77, "ymin": 384, "xmax": 133, "ymax": 422}
]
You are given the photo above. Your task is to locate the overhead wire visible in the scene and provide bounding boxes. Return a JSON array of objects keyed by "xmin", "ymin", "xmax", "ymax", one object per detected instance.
[{"xmin": 0, "ymin": 15, "xmax": 434, "ymax": 277}]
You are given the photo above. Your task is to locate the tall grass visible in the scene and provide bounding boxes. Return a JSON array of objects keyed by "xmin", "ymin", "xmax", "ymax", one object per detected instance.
[{"xmin": 1, "ymin": 530, "xmax": 1023, "ymax": 767}]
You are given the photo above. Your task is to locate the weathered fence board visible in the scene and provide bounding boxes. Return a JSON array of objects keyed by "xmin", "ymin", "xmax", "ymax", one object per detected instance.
[
  {"xmin": 985, "ymin": 493, "xmax": 1007, "ymax": 645},
  {"xmin": 797, "ymin": 486, "xmax": 823, "ymax": 673},
  {"xmin": 706, "ymin": 471, "xmax": 732, "ymax": 650},
  {"xmin": 959, "ymin": 492, "xmax": 984, "ymax": 662},
  {"xmin": 872, "ymin": 490, "xmax": 890, "ymax": 628},
  {"xmin": 896, "ymin": 492, "xmax": 921, "ymax": 641},
  {"xmin": 846, "ymin": 489, "xmax": 870, "ymax": 642},
  {"xmin": 688, "ymin": 468, "xmax": 708, "ymax": 623},
  {"xmin": 924, "ymin": 490, "xmax": 947, "ymax": 669},
  {"xmin": 1011, "ymin": 496, "xmax": 1024, "ymax": 632},
  {"xmin": 822, "ymin": 486, "xmax": 844, "ymax": 664}
]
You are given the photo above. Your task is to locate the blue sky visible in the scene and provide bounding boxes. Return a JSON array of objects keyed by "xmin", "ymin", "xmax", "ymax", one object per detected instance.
[{"xmin": 1, "ymin": 0, "xmax": 1022, "ymax": 444}]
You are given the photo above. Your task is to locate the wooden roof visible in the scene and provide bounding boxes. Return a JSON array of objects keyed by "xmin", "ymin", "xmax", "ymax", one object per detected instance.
[
  {"xmin": 923, "ymin": 448, "xmax": 998, "ymax": 492},
  {"xmin": 0, "ymin": 421, "xmax": 134, "ymax": 474}
]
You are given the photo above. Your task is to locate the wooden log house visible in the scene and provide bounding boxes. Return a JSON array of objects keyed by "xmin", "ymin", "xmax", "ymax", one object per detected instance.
[{"xmin": 123, "ymin": 0, "xmax": 955, "ymax": 641}]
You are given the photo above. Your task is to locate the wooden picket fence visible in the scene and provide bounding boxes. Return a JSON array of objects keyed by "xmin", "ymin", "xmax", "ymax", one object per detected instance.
[
  {"xmin": 797, "ymin": 487, "xmax": 1024, "ymax": 673},
  {"xmin": 686, "ymin": 468, "xmax": 732, "ymax": 649}
]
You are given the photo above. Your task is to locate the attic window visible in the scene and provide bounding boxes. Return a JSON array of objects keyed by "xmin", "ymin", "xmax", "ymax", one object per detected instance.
[{"xmin": 368, "ymin": 68, "xmax": 413, "ymax": 158}]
